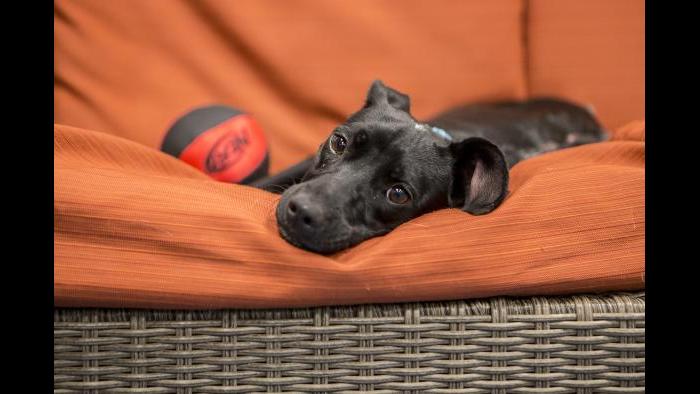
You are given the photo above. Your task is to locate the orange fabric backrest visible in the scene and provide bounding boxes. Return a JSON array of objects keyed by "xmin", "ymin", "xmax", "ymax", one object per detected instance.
[
  {"xmin": 56, "ymin": 1, "xmax": 644, "ymax": 163},
  {"xmin": 55, "ymin": 0, "xmax": 527, "ymax": 173},
  {"xmin": 527, "ymin": 0, "xmax": 645, "ymax": 129}
]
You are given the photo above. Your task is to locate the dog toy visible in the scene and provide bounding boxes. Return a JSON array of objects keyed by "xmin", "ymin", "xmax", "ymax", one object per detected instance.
[{"xmin": 161, "ymin": 105, "xmax": 269, "ymax": 184}]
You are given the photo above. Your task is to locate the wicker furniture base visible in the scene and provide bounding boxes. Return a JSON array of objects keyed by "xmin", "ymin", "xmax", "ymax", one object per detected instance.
[{"xmin": 54, "ymin": 292, "xmax": 644, "ymax": 393}]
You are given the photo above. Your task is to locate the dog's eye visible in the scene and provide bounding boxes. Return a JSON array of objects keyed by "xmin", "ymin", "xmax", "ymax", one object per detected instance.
[
  {"xmin": 329, "ymin": 134, "xmax": 347, "ymax": 154},
  {"xmin": 386, "ymin": 185, "xmax": 411, "ymax": 205}
]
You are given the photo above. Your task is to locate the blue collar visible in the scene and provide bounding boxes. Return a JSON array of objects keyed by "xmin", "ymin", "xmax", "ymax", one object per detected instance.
[{"xmin": 415, "ymin": 123, "xmax": 453, "ymax": 142}]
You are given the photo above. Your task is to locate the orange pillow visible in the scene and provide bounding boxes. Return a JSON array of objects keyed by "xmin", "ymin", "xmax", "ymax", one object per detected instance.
[
  {"xmin": 54, "ymin": 0, "xmax": 527, "ymax": 173},
  {"xmin": 54, "ymin": 122, "xmax": 644, "ymax": 309},
  {"xmin": 527, "ymin": 0, "xmax": 645, "ymax": 130}
]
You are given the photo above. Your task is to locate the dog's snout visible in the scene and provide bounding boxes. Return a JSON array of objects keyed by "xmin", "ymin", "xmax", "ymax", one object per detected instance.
[
  {"xmin": 284, "ymin": 194, "xmax": 321, "ymax": 230},
  {"xmin": 276, "ymin": 175, "xmax": 355, "ymax": 254}
]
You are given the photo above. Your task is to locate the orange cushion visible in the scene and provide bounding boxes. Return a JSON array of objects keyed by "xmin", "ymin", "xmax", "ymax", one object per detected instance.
[
  {"xmin": 527, "ymin": 0, "xmax": 645, "ymax": 130},
  {"xmin": 54, "ymin": 0, "xmax": 527, "ymax": 174},
  {"xmin": 54, "ymin": 122, "xmax": 644, "ymax": 309},
  {"xmin": 54, "ymin": 1, "xmax": 644, "ymax": 308}
]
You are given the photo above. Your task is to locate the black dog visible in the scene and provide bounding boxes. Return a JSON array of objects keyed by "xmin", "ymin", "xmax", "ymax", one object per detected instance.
[{"xmin": 271, "ymin": 80, "xmax": 606, "ymax": 254}]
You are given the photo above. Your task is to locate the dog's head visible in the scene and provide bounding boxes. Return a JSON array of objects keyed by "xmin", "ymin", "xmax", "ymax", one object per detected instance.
[{"xmin": 276, "ymin": 81, "xmax": 508, "ymax": 253}]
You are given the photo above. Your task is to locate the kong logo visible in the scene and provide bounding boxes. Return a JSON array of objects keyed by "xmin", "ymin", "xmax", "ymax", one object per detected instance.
[{"xmin": 205, "ymin": 128, "xmax": 250, "ymax": 173}]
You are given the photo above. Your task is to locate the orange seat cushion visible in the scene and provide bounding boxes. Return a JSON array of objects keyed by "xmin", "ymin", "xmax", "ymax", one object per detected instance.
[{"xmin": 54, "ymin": 122, "xmax": 644, "ymax": 309}]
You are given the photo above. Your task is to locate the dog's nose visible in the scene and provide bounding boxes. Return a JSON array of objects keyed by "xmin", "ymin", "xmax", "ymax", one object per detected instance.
[{"xmin": 285, "ymin": 195, "xmax": 321, "ymax": 230}]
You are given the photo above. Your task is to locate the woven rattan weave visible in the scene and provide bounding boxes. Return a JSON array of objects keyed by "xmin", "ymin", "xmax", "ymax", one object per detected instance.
[{"xmin": 54, "ymin": 292, "xmax": 644, "ymax": 393}]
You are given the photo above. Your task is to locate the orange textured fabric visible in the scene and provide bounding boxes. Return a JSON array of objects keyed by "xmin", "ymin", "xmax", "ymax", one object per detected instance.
[
  {"xmin": 54, "ymin": 0, "xmax": 527, "ymax": 173},
  {"xmin": 55, "ymin": 122, "xmax": 644, "ymax": 309},
  {"xmin": 54, "ymin": 1, "xmax": 645, "ymax": 309},
  {"xmin": 527, "ymin": 0, "xmax": 645, "ymax": 130}
]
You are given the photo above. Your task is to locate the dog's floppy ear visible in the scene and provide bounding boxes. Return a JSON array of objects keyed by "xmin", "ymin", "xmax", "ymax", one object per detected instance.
[
  {"xmin": 365, "ymin": 80, "xmax": 410, "ymax": 112},
  {"xmin": 447, "ymin": 137, "xmax": 509, "ymax": 215}
]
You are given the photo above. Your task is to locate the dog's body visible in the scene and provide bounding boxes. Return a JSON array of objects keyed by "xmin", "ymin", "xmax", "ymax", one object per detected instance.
[
  {"xmin": 273, "ymin": 81, "xmax": 606, "ymax": 254},
  {"xmin": 428, "ymin": 99, "xmax": 606, "ymax": 168}
]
